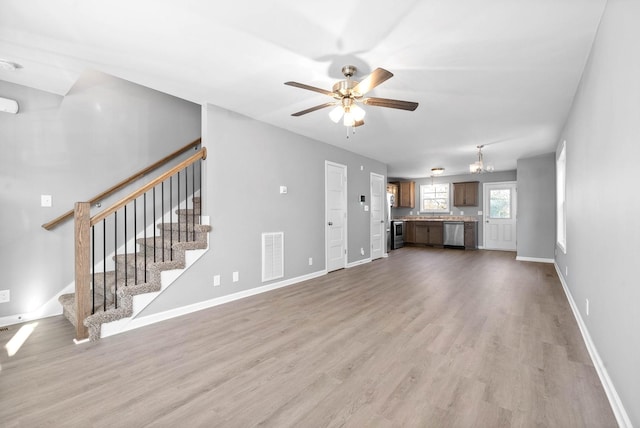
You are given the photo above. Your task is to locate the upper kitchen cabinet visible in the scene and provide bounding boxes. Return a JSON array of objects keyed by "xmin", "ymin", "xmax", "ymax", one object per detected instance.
[
  {"xmin": 453, "ymin": 181, "xmax": 479, "ymax": 207},
  {"xmin": 398, "ymin": 181, "xmax": 415, "ymax": 208}
]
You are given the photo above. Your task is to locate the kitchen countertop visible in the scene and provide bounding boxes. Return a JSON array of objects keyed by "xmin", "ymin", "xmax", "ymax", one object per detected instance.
[{"xmin": 393, "ymin": 216, "xmax": 479, "ymax": 222}]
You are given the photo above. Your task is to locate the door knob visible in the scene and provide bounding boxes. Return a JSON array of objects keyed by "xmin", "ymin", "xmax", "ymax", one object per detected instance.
[{"xmin": 328, "ymin": 221, "xmax": 333, "ymax": 226}]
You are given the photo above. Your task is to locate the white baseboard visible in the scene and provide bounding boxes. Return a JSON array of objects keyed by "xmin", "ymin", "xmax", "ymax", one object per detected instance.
[
  {"xmin": 346, "ymin": 257, "xmax": 371, "ymax": 268},
  {"xmin": 102, "ymin": 268, "xmax": 328, "ymax": 338},
  {"xmin": 554, "ymin": 263, "xmax": 632, "ymax": 428},
  {"xmin": 0, "ymin": 281, "xmax": 73, "ymax": 328},
  {"xmin": 516, "ymin": 256, "xmax": 554, "ymax": 263}
]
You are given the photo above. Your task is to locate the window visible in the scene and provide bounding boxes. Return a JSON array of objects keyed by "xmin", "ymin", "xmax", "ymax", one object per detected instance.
[
  {"xmin": 556, "ymin": 141, "xmax": 567, "ymax": 253},
  {"xmin": 420, "ymin": 183, "xmax": 449, "ymax": 213},
  {"xmin": 489, "ymin": 189, "xmax": 511, "ymax": 218}
]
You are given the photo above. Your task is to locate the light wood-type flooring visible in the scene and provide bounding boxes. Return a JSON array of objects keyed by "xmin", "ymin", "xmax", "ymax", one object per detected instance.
[{"xmin": 0, "ymin": 247, "xmax": 617, "ymax": 427}]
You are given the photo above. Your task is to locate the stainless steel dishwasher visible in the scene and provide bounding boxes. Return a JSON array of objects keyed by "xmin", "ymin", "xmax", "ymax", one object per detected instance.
[{"xmin": 443, "ymin": 222, "xmax": 465, "ymax": 248}]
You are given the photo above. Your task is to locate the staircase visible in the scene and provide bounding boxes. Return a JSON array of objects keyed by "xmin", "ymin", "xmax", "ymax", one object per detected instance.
[{"xmin": 59, "ymin": 197, "xmax": 211, "ymax": 341}]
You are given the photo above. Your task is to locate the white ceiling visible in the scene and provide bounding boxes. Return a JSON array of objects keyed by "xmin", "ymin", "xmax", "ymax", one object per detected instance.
[{"xmin": 0, "ymin": 0, "xmax": 606, "ymax": 178}]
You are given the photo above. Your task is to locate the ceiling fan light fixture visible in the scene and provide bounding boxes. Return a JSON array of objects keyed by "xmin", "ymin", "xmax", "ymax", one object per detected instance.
[
  {"xmin": 343, "ymin": 110, "xmax": 355, "ymax": 127},
  {"xmin": 285, "ymin": 65, "xmax": 418, "ymax": 131},
  {"xmin": 350, "ymin": 104, "xmax": 366, "ymax": 122},
  {"xmin": 329, "ymin": 105, "xmax": 344, "ymax": 123}
]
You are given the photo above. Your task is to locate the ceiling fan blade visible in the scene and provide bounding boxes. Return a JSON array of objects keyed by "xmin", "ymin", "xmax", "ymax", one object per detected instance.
[
  {"xmin": 291, "ymin": 102, "xmax": 337, "ymax": 116},
  {"xmin": 284, "ymin": 81, "xmax": 335, "ymax": 97},
  {"xmin": 352, "ymin": 68, "xmax": 394, "ymax": 95},
  {"xmin": 363, "ymin": 97, "xmax": 419, "ymax": 111}
]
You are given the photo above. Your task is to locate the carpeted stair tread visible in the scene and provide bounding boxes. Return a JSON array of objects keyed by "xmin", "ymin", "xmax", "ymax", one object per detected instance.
[{"xmin": 60, "ymin": 196, "xmax": 210, "ymax": 341}]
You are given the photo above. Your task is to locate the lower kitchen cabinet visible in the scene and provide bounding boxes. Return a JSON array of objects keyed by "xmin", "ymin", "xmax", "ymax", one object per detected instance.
[
  {"xmin": 413, "ymin": 222, "xmax": 443, "ymax": 246},
  {"xmin": 405, "ymin": 221, "xmax": 415, "ymax": 243},
  {"xmin": 464, "ymin": 222, "xmax": 477, "ymax": 249}
]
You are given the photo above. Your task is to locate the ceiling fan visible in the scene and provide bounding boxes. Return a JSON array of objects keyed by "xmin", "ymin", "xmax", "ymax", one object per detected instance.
[{"xmin": 285, "ymin": 65, "xmax": 418, "ymax": 127}]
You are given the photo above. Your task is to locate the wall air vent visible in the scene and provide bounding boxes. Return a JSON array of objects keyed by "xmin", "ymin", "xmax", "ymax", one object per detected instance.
[
  {"xmin": 0, "ymin": 97, "xmax": 19, "ymax": 114},
  {"xmin": 262, "ymin": 232, "xmax": 284, "ymax": 282}
]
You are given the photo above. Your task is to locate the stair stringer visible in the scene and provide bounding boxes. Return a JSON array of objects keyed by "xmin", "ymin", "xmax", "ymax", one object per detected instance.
[
  {"xmin": 99, "ymin": 236, "xmax": 209, "ymax": 338},
  {"xmin": 91, "ymin": 217, "xmax": 211, "ymax": 340}
]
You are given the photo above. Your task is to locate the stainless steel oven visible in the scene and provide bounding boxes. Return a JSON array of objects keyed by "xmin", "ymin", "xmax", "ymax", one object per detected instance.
[{"xmin": 391, "ymin": 220, "xmax": 404, "ymax": 249}]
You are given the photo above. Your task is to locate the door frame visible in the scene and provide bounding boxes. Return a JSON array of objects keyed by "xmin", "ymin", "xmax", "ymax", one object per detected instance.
[
  {"xmin": 370, "ymin": 172, "xmax": 385, "ymax": 260},
  {"xmin": 482, "ymin": 181, "xmax": 517, "ymax": 250},
  {"xmin": 325, "ymin": 161, "xmax": 348, "ymax": 272}
]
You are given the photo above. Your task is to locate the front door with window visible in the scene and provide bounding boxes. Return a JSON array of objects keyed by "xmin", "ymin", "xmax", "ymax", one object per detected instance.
[{"xmin": 483, "ymin": 182, "xmax": 517, "ymax": 250}]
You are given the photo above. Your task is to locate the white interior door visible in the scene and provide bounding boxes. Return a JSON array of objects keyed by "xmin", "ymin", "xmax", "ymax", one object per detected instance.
[
  {"xmin": 483, "ymin": 181, "xmax": 517, "ymax": 250},
  {"xmin": 370, "ymin": 172, "xmax": 384, "ymax": 260},
  {"xmin": 326, "ymin": 161, "xmax": 347, "ymax": 271}
]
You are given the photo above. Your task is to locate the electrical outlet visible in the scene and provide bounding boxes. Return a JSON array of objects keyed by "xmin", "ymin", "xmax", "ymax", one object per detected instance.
[
  {"xmin": 586, "ymin": 298, "xmax": 589, "ymax": 316},
  {"xmin": 232, "ymin": 271, "xmax": 239, "ymax": 282},
  {"xmin": 308, "ymin": 257, "xmax": 313, "ymax": 266},
  {"xmin": 360, "ymin": 247, "xmax": 364, "ymax": 256},
  {"xmin": 213, "ymin": 275, "xmax": 220, "ymax": 287},
  {"xmin": 566, "ymin": 266, "xmax": 568, "ymax": 277},
  {"xmin": 0, "ymin": 289, "xmax": 10, "ymax": 303}
]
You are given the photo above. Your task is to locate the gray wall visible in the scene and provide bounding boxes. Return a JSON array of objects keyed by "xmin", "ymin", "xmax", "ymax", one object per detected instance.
[
  {"xmin": 140, "ymin": 104, "xmax": 387, "ymax": 315},
  {"xmin": 0, "ymin": 71, "xmax": 200, "ymax": 318},
  {"xmin": 555, "ymin": 0, "xmax": 640, "ymax": 424},
  {"xmin": 390, "ymin": 170, "xmax": 517, "ymax": 245},
  {"xmin": 516, "ymin": 153, "xmax": 556, "ymax": 260}
]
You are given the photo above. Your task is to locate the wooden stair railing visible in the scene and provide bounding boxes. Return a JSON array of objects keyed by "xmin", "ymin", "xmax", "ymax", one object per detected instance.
[
  {"xmin": 73, "ymin": 147, "xmax": 207, "ymax": 340},
  {"xmin": 42, "ymin": 138, "xmax": 202, "ymax": 231}
]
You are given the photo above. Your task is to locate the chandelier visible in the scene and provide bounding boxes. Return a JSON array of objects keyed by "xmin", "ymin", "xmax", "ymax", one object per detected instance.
[{"xmin": 469, "ymin": 145, "xmax": 494, "ymax": 173}]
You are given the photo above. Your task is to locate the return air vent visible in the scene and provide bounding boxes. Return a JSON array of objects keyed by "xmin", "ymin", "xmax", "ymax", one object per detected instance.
[{"xmin": 262, "ymin": 232, "xmax": 284, "ymax": 282}]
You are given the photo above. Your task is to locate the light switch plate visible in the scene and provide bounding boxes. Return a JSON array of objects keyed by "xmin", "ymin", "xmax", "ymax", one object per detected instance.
[
  {"xmin": 41, "ymin": 194, "xmax": 52, "ymax": 207},
  {"xmin": 0, "ymin": 289, "xmax": 10, "ymax": 303},
  {"xmin": 279, "ymin": 186, "xmax": 287, "ymax": 194}
]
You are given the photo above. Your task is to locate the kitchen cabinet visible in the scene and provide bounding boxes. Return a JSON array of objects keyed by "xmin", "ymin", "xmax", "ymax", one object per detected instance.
[
  {"xmin": 453, "ymin": 181, "xmax": 479, "ymax": 207},
  {"xmin": 404, "ymin": 221, "xmax": 415, "ymax": 243},
  {"xmin": 398, "ymin": 181, "xmax": 415, "ymax": 208},
  {"xmin": 386, "ymin": 183, "xmax": 399, "ymax": 208},
  {"xmin": 464, "ymin": 222, "xmax": 477, "ymax": 249},
  {"xmin": 413, "ymin": 222, "xmax": 443, "ymax": 246}
]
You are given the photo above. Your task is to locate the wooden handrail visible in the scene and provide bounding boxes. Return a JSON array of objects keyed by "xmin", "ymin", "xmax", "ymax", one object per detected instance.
[
  {"xmin": 90, "ymin": 147, "xmax": 207, "ymax": 226},
  {"xmin": 42, "ymin": 138, "xmax": 202, "ymax": 230}
]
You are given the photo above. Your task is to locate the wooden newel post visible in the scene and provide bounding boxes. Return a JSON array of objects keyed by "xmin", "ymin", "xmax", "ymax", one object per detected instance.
[{"xmin": 74, "ymin": 202, "xmax": 91, "ymax": 341}]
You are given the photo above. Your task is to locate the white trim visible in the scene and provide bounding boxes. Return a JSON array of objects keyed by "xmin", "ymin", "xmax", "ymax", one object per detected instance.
[
  {"xmin": 103, "ymin": 269, "xmax": 328, "ymax": 337},
  {"xmin": 0, "ymin": 281, "xmax": 73, "ymax": 327},
  {"xmin": 100, "ymin": 216, "xmax": 211, "ymax": 338},
  {"xmin": 482, "ymin": 181, "xmax": 518, "ymax": 250},
  {"xmin": 346, "ymin": 258, "xmax": 371, "ymax": 269},
  {"xmin": 515, "ymin": 256, "xmax": 554, "ymax": 263},
  {"xmin": 370, "ymin": 172, "xmax": 385, "ymax": 261},
  {"xmin": 325, "ymin": 160, "xmax": 348, "ymax": 272},
  {"xmin": 0, "ymin": 198, "xmax": 203, "ymax": 329},
  {"xmin": 554, "ymin": 263, "xmax": 632, "ymax": 428}
]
